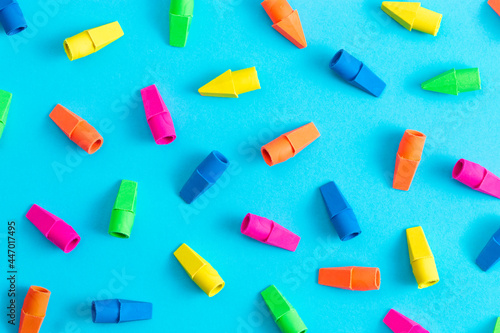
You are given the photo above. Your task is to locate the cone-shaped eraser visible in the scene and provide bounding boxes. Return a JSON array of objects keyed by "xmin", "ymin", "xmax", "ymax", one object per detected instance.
[
  {"xmin": 494, "ymin": 317, "xmax": 500, "ymax": 333},
  {"xmin": 109, "ymin": 180, "xmax": 138, "ymax": 239},
  {"xmin": 319, "ymin": 181, "xmax": 361, "ymax": 241},
  {"xmin": 383, "ymin": 309, "xmax": 429, "ymax": 333},
  {"xmin": 179, "ymin": 151, "xmax": 229, "ymax": 204},
  {"xmin": 452, "ymin": 159, "xmax": 500, "ymax": 199},
  {"xmin": 406, "ymin": 226, "xmax": 439, "ymax": 289},
  {"xmin": 0, "ymin": 89, "xmax": 12, "ymax": 140},
  {"xmin": 490, "ymin": 0, "xmax": 500, "ymax": 16},
  {"xmin": 261, "ymin": 122, "xmax": 320, "ymax": 166},
  {"xmin": 393, "ymin": 129, "xmax": 426, "ymax": 191},
  {"xmin": 19, "ymin": 286, "xmax": 51, "ymax": 333},
  {"xmin": 198, "ymin": 67, "xmax": 261, "ymax": 98},
  {"xmin": 318, "ymin": 267, "xmax": 380, "ymax": 291},
  {"xmin": 329, "ymin": 50, "xmax": 386, "ymax": 97},
  {"xmin": 174, "ymin": 243, "xmax": 225, "ymax": 297},
  {"xmin": 381, "ymin": 2, "xmax": 442, "ymax": 36},
  {"xmin": 141, "ymin": 84, "xmax": 176, "ymax": 145},
  {"xmin": 476, "ymin": 227, "xmax": 500, "ymax": 272},
  {"xmin": 63, "ymin": 21, "xmax": 124, "ymax": 61},
  {"xmin": 92, "ymin": 299, "xmax": 152, "ymax": 323},
  {"xmin": 261, "ymin": 0, "xmax": 307, "ymax": 48},
  {"xmin": 241, "ymin": 213, "xmax": 300, "ymax": 251},
  {"xmin": 261, "ymin": 285, "xmax": 307, "ymax": 333},
  {"xmin": 49, "ymin": 104, "xmax": 103, "ymax": 154},
  {"xmin": 26, "ymin": 204, "xmax": 81, "ymax": 253},
  {"xmin": 169, "ymin": 0, "xmax": 194, "ymax": 47},
  {"xmin": 0, "ymin": 0, "xmax": 27, "ymax": 36},
  {"xmin": 421, "ymin": 68, "xmax": 481, "ymax": 95}
]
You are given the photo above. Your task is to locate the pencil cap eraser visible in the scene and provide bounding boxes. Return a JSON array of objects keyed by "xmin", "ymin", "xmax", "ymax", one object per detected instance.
[
  {"xmin": 393, "ymin": 129, "xmax": 426, "ymax": 191},
  {"xmin": 198, "ymin": 67, "xmax": 261, "ymax": 98},
  {"xmin": 19, "ymin": 286, "xmax": 51, "ymax": 333},
  {"xmin": 406, "ymin": 226, "xmax": 439, "ymax": 288},
  {"xmin": 329, "ymin": 50, "xmax": 386, "ymax": 97},
  {"xmin": 490, "ymin": 0, "xmax": 500, "ymax": 15},
  {"xmin": 452, "ymin": 159, "xmax": 500, "ymax": 199},
  {"xmin": 179, "ymin": 151, "xmax": 229, "ymax": 204},
  {"xmin": 261, "ymin": 0, "xmax": 307, "ymax": 48},
  {"xmin": 476, "ymin": 227, "xmax": 500, "ymax": 271},
  {"xmin": 383, "ymin": 309, "xmax": 429, "ymax": 333},
  {"xmin": 26, "ymin": 204, "xmax": 81, "ymax": 253},
  {"xmin": 261, "ymin": 285, "xmax": 307, "ymax": 333},
  {"xmin": 320, "ymin": 181, "xmax": 361, "ymax": 241},
  {"xmin": 169, "ymin": 0, "xmax": 194, "ymax": 47},
  {"xmin": 141, "ymin": 84, "xmax": 176, "ymax": 145},
  {"xmin": 174, "ymin": 243, "xmax": 225, "ymax": 297},
  {"xmin": 494, "ymin": 317, "xmax": 500, "ymax": 332},
  {"xmin": 92, "ymin": 299, "xmax": 152, "ymax": 323},
  {"xmin": 421, "ymin": 68, "xmax": 481, "ymax": 95},
  {"xmin": 318, "ymin": 267, "xmax": 380, "ymax": 291},
  {"xmin": 241, "ymin": 213, "xmax": 300, "ymax": 251},
  {"xmin": 381, "ymin": 2, "xmax": 442, "ymax": 36},
  {"xmin": 0, "ymin": 89, "xmax": 12, "ymax": 139},
  {"xmin": 0, "ymin": 0, "xmax": 27, "ymax": 35},
  {"xmin": 109, "ymin": 180, "xmax": 138, "ymax": 239}
]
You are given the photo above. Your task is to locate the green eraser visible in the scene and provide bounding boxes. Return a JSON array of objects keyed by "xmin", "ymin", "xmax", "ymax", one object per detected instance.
[
  {"xmin": 261, "ymin": 285, "xmax": 307, "ymax": 333},
  {"xmin": 494, "ymin": 318, "xmax": 500, "ymax": 333},
  {"xmin": 169, "ymin": 0, "xmax": 194, "ymax": 48},
  {"xmin": 0, "ymin": 90, "xmax": 13, "ymax": 140},
  {"xmin": 109, "ymin": 180, "xmax": 138, "ymax": 239},
  {"xmin": 421, "ymin": 68, "xmax": 481, "ymax": 95}
]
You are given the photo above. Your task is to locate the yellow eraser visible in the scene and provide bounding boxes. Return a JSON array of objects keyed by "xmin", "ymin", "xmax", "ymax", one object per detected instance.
[
  {"xmin": 174, "ymin": 243, "xmax": 225, "ymax": 297},
  {"xmin": 198, "ymin": 67, "xmax": 261, "ymax": 98},
  {"xmin": 381, "ymin": 2, "xmax": 442, "ymax": 36},
  {"xmin": 406, "ymin": 226, "xmax": 439, "ymax": 289}
]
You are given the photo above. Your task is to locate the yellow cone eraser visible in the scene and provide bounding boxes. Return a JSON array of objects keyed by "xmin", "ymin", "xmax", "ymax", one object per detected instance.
[
  {"xmin": 406, "ymin": 226, "xmax": 439, "ymax": 289},
  {"xmin": 198, "ymin": 67, "xmax": 261, "ymax": 98}
]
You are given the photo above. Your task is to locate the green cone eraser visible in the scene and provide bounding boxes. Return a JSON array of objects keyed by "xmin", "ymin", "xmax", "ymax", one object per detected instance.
[
  {"xmin": 421, "ymin": 68, "xmax": 481, "ymax": 95},
  {"xmin": 0, "ymin": 90, "xmax": 13, "ymax": 140},
  {"xmin": 261, "ymin": 285, "xmax": 307, "ymax": 333},
  {"xmin": 109, "ymin": 180, "xmax": 138, "ymax": 238},
  {"xmin": 169, "ymin": 0, "xmax": 194, "ymax": 47}
]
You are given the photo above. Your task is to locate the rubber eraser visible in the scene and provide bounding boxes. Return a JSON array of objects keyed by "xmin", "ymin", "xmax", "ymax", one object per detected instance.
[
  {"xmin": 109, "ymin": 180, "xmax": 138, "ymax": 239},
  {"xmin": 261, "ymin": 0, "xmax": 307, "ymax": 48},
  {"xmin": 393, "ymin": 129, "xmax": 426, "ymax": 191},
  {"xmin": 198, "ymin": 67, "xmax": 260, "ymax": 98},
  {"xmin": 169, "ymin": 0, "xmax": 194, "ymax": 47},
  {"xmin": 0, "ymin": 0, "xmax": 27, "ymax": 35},
  {"xmin": 0, "ymin": 89, "xmax": 12, "ymax": 139},
  {"xmin": 476, "ymin": 227, "xmax": 500, "ymax": 271},
  {"xmin": 452, "ymin": 159, "xmax": 500, "ymax": 199},
  {"xmin": 241, "ymin": 213, "xmax": 300, "ymax": 251},
  {"xmin": 489, "ymin": 0, "xmax": 500, "ymax": 16},
  {"xmin": 383, "ymin": 309, "xmax": 429, "ymax": 333},
  {"xmin": 421, "ymin": 68, "xmax": 481, "ymax": 95},
  {"xmin": 381, "ymin": 2, "xmax": 442, "ymax": 36},
  {"xmin": 318, "ymin": 267, "xmax": 380, "ymax": 291},
  {"xmin": 261, "ymin": 285, "xmax": 307, "ymax": 333},
  {"xmin": 92, "ymin": 299, "xmax": 152, "ymax": 323},
  {"xmin": 19, "ymin": 286, "xmax": 51, "ymax": 333},
  {"xmin": 406, "ymin": 226, "xmax": 439, "ymax": 288},
  {"xmin": 141, "ymin": 84, "xmax": 176, "ymax": 145}
]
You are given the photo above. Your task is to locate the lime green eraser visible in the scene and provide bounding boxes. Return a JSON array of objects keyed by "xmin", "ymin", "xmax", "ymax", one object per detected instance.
[
  {"xmin": 421, "ymin": 68, "xmax": 481, "ymax": 95},
  {"xmin": 0, "ymin": 90, "xmax": 13, "ymax": 140},
  {"xmin": 109, "ymin": 180, "xmax": 138, "ymax": 239},
  {"xmin": 261, "ymin": 285, "xmax": 307, "ymax": 333},
  {"xmin": 494, "ymin": 317, "xmax": 500, "ymax": 333},
  {"xmin": 169, "ymin": 0, "xmax": 194, "ymax": 47}
]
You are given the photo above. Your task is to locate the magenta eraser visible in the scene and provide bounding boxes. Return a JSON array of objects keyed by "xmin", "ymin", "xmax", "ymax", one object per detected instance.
[
  {"xmin": 452, "ymin": 159, "xmax": 500, "ymax": 199},
  {"xmin": 26, "ymin": 204, "xmax": 81, "ymax": 253},
  {"xmin": 140, "ymin": 84, "xmax": 176, "ymax": 145},
  {"xmin": 383, "ymin": 309, "xmax": 429, "ymax": 333},
  {"xmin": 240, "ymin": 213, "xmax": 300, "ymax": 251}
]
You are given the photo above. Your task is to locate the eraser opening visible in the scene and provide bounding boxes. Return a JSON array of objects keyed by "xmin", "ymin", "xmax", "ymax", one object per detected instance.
[
  {"xmin": 64, "ymin": 41, "xmax": 74, "ymax": 61},
  {"xmin": 157, "ymin": 135, "xmax": 175, "ymax": 145},
  {"xmin": 341, "ymin": 232, "xmax": 360, "ymax": 241},
  {"xmin": 89, "ymin": 139, "xmax": 103, "ymax": 154},
  {"xmin": 241, "ymin": 214, "xmax": 251, "ymax": 233},
  {"xmin": 209, "ymin": 283, "xmax": 224, "ymax": 297},
  {"xmin": 7, "ymin": 26, "xmax": 27, "ymax": 36},
  {"xmin": 213, "ymin": 151, "xmax": 229, "ymax": 164},
  {"xmin": 452, "ymin": 159, "xmax": 464, "ymax": 179},
  {"xmin": 91, "ymin": 302, "xmax": 97, "ymax": 322},
  {"xmin": 109, "ymin": 232, "xmax": 129, "ymax": 239},
  {"xmin": 261, "ymin": 148, "xmax": 273, "ymax": 166},
  {"xmin": 64, "ymin": 236, "xmax": 81, "ymax": 253}
]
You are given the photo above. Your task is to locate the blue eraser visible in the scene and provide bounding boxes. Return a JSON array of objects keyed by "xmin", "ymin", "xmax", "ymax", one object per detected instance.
[
  {"xmin": 92, "ymin": 299, "xmax": 153, "ymax": 323},
  {"xmin": 320, "ymin": 181, "xmax": 361, "ymax": 241},
  {"xmin": 0, "ymin": 0, "xmax": 27, "ymax": 36},
  {"xmin": 476, "ymin": 228, "xmax": 500, "ymax": 272},
  {"xmin": 179, "ymin": 150, "xmax": 229, "ymax": 204},
  {"xmin": 329, "ymin": 49, "xmax": 386, "ymax": 97}
]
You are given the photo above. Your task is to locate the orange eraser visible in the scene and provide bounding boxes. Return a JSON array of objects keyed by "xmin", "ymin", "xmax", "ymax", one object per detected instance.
[
  {"xmin": 261, "ymin": 0, "xmax": 307, "ymax": 48},
  {"xmin": 261, "ymin": 122, "xmax": 320, "ymax": 166},
  {"xmin": 393, "ymin": 129, "xmax": 426, "ymax": 191},
  {"xmin": 318, "ymin": 267, "xmax": 381, "ymax": 291},
  {"xmin": 489, "ymin": 0, "xmax": 500, "ymax": 16},
  {"xmin": 49, "ymin": 104, "xmax": 103, "ymax": 154},
  {"xmin": 19, "ymin": 286, "xmax": 51, "ymax": 333}
]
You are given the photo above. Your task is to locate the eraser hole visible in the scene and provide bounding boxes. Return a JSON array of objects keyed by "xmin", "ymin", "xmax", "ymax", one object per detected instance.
[
  {"xmin": 66, "ymin": 237, "xmax": 80, "ymax": 252},
  {"xmin": 261, "ymin": 148, "xmax": 272, "ymax": 166},
  {"xmin": 342, "ymin": 232, "xmax": 360, "ymax": 241},
  {"xmin": 89, "ymin": 139, "xmax": 103, "ymax": 154},
  {"xmin": 64, "ymin": 41, "xmax": 73, "ymax": 60},
  {"xmin": 158, "ymin": 136, "xmax": 175, "ymax": 145},
  {"xmin": 241, "ymin": 214, "xmax": 251, "ymax": 233},
  {"xmin": 8, "ymin": 26, "xmax": 26, "ymax": 36},
  {"xmin": 331, "ymin": 50, "xmax": 343, "ymax": 66},
  {"xmin": 209, "ymin": 283, "xmax": 224, "ymax": 297},
  {"xmin": 91, "ymin": 302, "xmax": 96, "ymax": 322},
  {"xmin": 213, "ymin": 151, "xmax": 229, "ymax": 164},
  {"xmin": 110, "ymin": 232, "xmax": 129, "ymax": 239},
  {"xmin": 32, "ymin": 286, "xmax": 50, "ymax": 294},
  {"xmin": 452, "ymin": 160, "xmax": 464, "ymax": 178}
]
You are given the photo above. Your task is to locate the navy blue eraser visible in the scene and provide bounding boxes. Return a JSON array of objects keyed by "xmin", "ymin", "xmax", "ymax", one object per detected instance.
[
  {"xmin": 179, "ymin": 150, "xmax": 229, "ymax": 204},
  {"xmin": 92, "ymin": 299, "xmax": 153, "ymax": 323},
  {"xmin": 320, "ymin": 181, "xmax": 361, "ymax": 241},
  {"xmin": 476, "ymin": 228, "xmax": 500, "ymax": 272},
  {"xmin": 329, "ymin": 49, "xmax": 386, "ymax": 97},
  {"xmin": 0, "ymin": 0, "xmax": 27, "ymax": 36}
]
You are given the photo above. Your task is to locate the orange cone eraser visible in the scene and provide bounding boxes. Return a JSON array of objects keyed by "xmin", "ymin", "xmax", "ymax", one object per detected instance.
[
  {"xmin": 318, "ymin": 267, "xmax": 381, "ymax": 291},
  {"xmin": 393, "ymin": 129, "xmax": 426, "ymax": 191},
  {"xmin": 261, "ymin": 122, "xmax": 320, "ymax": 166},
  {"xmin": 49, "ymin": 104, "xmax": 103, "ymax": 154},
  {"xmin": 261, "ymin": 0, "xmax": 307, "ymax": 48},
  {"xmin": 19, "ymin": 286, "xmax": 51, "ymax": 333}
]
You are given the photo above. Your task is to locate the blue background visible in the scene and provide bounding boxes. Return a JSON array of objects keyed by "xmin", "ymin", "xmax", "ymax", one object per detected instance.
[{"xmin": 1, "ymin": 0, "xmax": 500, "ymax": 332}]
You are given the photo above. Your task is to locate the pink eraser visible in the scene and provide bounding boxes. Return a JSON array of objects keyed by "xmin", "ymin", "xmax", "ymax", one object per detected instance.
[
  {"xmin": 383, "ymin": 309, "xmax": 429, "ymax": 333},
  {"xmin": 240, "ymin": 213, "xmax": 300, "ymax": 251},
  {"xmin": 140, "ymin": 84, "xmax": 176, "ymax": 145},
  {"xmin": 452, "ymin": 159, "xmax": 500, "ymax": 199},
  {"xmin": 26, "ymin": 204, "xmax": 81, "ymax": 253}
]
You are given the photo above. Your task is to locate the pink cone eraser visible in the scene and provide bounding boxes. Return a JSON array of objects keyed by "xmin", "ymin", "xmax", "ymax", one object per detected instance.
[
  {"xmin": 240, "ymin": 213, "xmax": 300, "ymax": 251},
  {"xmin": 26, "ymin": 204, "xmax": 81, "ymax": 253},
  {"xmin": 452, "ymin": 159, "xmax": 500, "ymax": 199},
  {"xmin": 383, "ymin": 309, "xmax": 429, "ymax": 333},
  {"xmin": 140, "ymin": 84, "xmax": 176, "ymax": 145}
]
